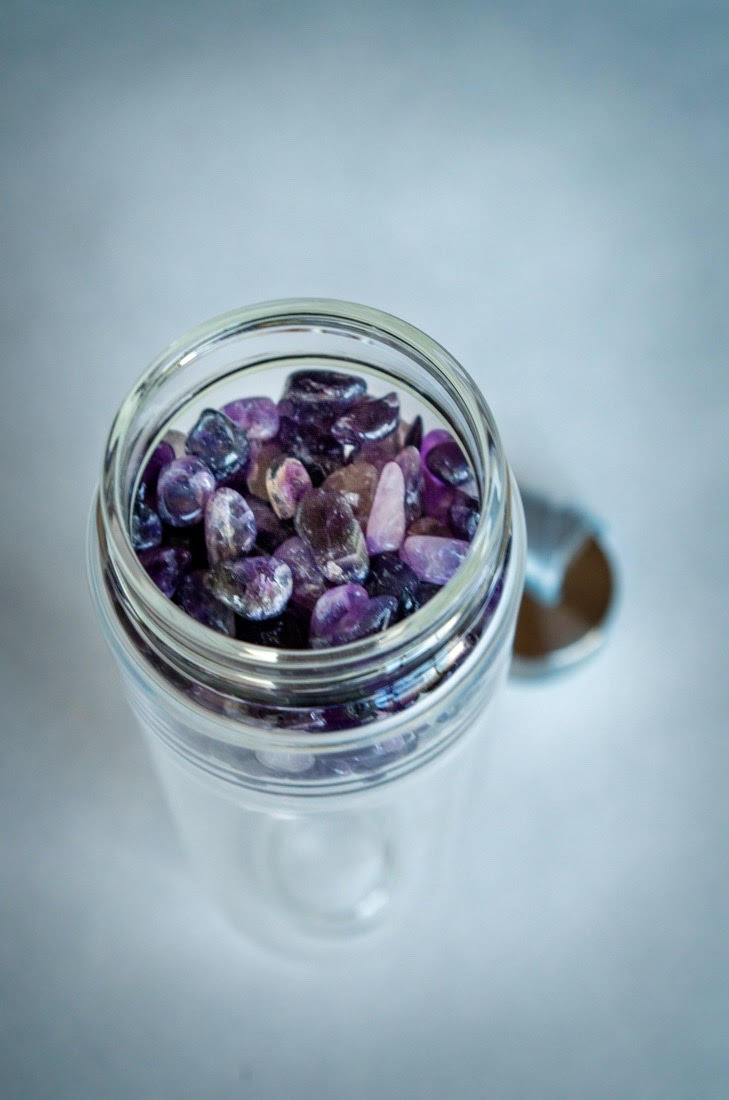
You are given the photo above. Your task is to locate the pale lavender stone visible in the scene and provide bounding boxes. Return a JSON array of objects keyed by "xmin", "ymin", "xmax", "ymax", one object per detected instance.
[
  {"xmin": 295, "ymin": 488, "xmax": 369, "ymax": 584},
  {"xmin": 266, "ymin": 455, "xmax": 313, "ymax": 519},
  {"xmin": 394, "ymin": 445, "xmax": 424, "ymax": 523},
  {"xmin": 420, "ymin": 428, "xmax": 457, "ymax": 523},
  {"xmin": 399, "ymin": 535, "xmax": 470, "ymax": 585},
  {"xmin": 309, "ymin": 584, "xmax": 369, "ymax": 647},
  {"xmin": 330, "ymin": 594, "xmax": 398, "ymax": 645},
  {"xmin": 204, "ymin": 488, "xmax": 256, "ymax": 565},
  {"xmin": 205, "ymin": 556, "xmax": 293, "ymax": 619},
  {"xmin": 222, "ymin": 396, "xmax": 280, "ymax": 441},
  {"xmin": 366, "ymin": 461, "xmax": 406, "ymax": 553},
  {"xmin": 156, "ymin": 456, "xmax": 216, "ymax": 527},
  {"xmin": 273, "ymin": 537, "xmax": 327, "ymax": 610}
]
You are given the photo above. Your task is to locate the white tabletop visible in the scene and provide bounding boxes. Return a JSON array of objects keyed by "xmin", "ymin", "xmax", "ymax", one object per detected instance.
[{"xmin": 2, "ymin": 2, "xmax": 727, "ymax": 1097}]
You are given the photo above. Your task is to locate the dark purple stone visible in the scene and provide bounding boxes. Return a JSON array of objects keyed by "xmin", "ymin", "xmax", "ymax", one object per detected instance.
[
  {"xmin": 282, "ymin": 369, "xmax": 367, "ymax": 409},
  {"xmin": 420, "ymin": 429, "xmax": 457, "ymax": 523},
  {"xmin": 295, "ymin": 488, "xmax": 369, "ymax": 584},
  {"xmin": 365, "ymin": 552, "xmax": 423, "ymax": 621},
  {"xmin": 221, "ymin": 397, "xmax": 279, "ymax": 441},
  {"xmin": 236, "ymin": 604, "xmax": 309, "ymax": 648},
  {"xmin": 246, "ymin": 497, "xmax": 292, "ymax": 553},
  {"xmin": 178, "ymin": 571, "xmax": 236, "ymax": 635},
  {"xmin": 156, "ymin": 456, "xmax": 216, "ymax": 527},
  {"xmin": 163, "ymin": 524, "xmax": 209, "ymax": 571},
  {"xmin": 185, "ymin": 408, "xmax": 250, "ymax": 482},
  {"xmin": 138, "ymin": 546, "xmax": 192, "ymax": 598},
  {"xmin": 205, "ymin": 555, "xmax": 293, "ymax": 619},
  {"xmin": 131, "ymin": 495, "xmax": 162, "ymax": 551},
  {"xmin": 404, "ymin": 415, "xmax": 423, "ymax": 451},
  {"xmin": 449, "ymin": 491, "xmax": 480, "ymax": 541},
  {"xmin": 140, "ymin": 441, "xmax": 175, "ymax": 506},
  {"xmin": 425, "ymin": 440, "xmax": 470, "ymax": 487},
  {"xmin": 331, "ymin": 393, "xmax": 400, "ymax": 445},
  {"xmin": 273, "ymin": 537, "xmax": 327, "ymax": 610}
]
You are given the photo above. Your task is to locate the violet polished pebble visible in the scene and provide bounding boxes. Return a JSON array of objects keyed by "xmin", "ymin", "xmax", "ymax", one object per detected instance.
[{"xmin": 131, "ymin": 369, "xmax": 487, "ymax": 648}]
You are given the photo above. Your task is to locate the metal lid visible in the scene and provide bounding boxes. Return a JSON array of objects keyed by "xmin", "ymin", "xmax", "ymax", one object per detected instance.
[{"xmin": 511, "ymin": 489, "xmax": 618, "ymax": 678}]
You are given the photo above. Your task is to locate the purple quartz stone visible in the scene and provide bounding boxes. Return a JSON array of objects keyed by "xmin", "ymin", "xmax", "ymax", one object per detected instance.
[
  {"xmin": 322, "ymin": 462, "xmax": 378, "ymax": 527},
  {"xmin": 138, "ymin": 545, "xmax": 192, "ymax": 598},
  {"xmin": 156, "ymin": 456, "xmax": 216, "ymax": 527},
  {"xmin": 205, "ymin": 555, "xmax": 293, "ymax": 619},
  {"xmin": 425, "ymin": 440, "xmax": 470, "ymax": 486},
  {"xmin": 140, "ymin": 441, "xmax": 175, "ymax": 506},
  {"xmin": 408, "ymin": 515, "xmax": 452, "ymax": 538},
  {"xmin": 309, "ymin": 584, "xmax": 369, "ymax": 647},
  {"xmin": 420, "ymin": 429, "xmax": 457, "ymax": 523},
  {"xmin": 400, "ymin": 535, "xmax": 470, "ymax": 585},
  {"xmin": 295, "ymin": 488, "xmax": 369, "ymax": 584},
  {"xmin": 394, "ymin": 445, "xmax": 424, "ymax": 523},
  {"xmin": 221, "ymin": 396, "xmax": 279, "ymax": 441},
  {"xmin": 404, "ymin": 415, "xmax": 423, "ymax": 451},
  {"xmin": 273, "ymin": 537, "xmax": 327, "ymax": 610},
  {"xmin": 331, "ymin": 392, "xmax": 400, "ymax": 446},
  {"xmin": 366, "ymin": 461, "xmax": 406, "ymax": 553},
  {"xmin": 282, "ymin": 369, "xmax": 367, "ymax": 410},
  {"xmin": 449, "ymin": 490, "xmax": 480, "ymax": 541},
  {"xmin": 350, "ymin": 440, "xmax": 397, "ymax": 473},
  {"xmin": 331, "ymin": 594, "xmax": 398, "ymax": 645},
  {"xmin": 185, "ymin": 408, "xmax": 250, "ymax": 482},
  {"xmin": 246, "ymin": 497, "xmax": 292, "ymax": 553},
  {"xmin": 178, "ymin": 570, "xmax": 236, "ymax": 635},
  {"xmin": 245, "ymin": 441, "xmax": 283, "ymax": 500},
  {"xmin": 131, "ymin": 495, "xmax": 162, "ymax": 551},
  {"xmin": 266, "ymin": 455, "xmax": 312, "ymax": 519},
  {"xmin": 204, "ymin": 488, "xmax": 256, "ymax": 565},
  {"xmin": 365, "ymin": 552, "xmax": 423, "ymax": 620}
]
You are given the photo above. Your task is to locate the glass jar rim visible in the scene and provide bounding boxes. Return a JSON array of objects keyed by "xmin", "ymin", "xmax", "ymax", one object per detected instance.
[{"xmin": 98, "ymin": 298, "xmax": 514, "ymax": 708}]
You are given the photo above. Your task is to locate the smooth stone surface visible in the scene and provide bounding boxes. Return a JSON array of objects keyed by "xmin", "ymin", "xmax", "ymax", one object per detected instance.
[
  {"xmin": 140, "ymin": 441, "xmax": 175, "ymax": 505},
  {"xmin": 204, "ymin": 488, "xmax": 256, "ymax": 565},
  {"xmin": 138, "ymin": 545, "xmax": 192, "ymax": 598},
  {"xmin": 178, "ymin": 570, "xmax": 236, "ymax": 635},
  {"xmin": 221, "ymin": 396, "xmax": 279, "ymax": 441},
  {"xmin": 400, "ymin": 535, "xmax": 470, "ymax": 585},
  {"xmin": 394, "ymin": 445, "xmax": 424, "ymax": 524},
  {"xmin": 131, "ymin": 495, "xmax": 162, "ymax": 551},
  {"xmin": 365, "ymin": 552, "xmax": 424, "ymax": 620},
  {"xmin": 420, "ymin": 428, "xmax": 457, "ymax": 523},
  {"xmin": 156, "ymin": 456, "xmax": 216, "ymax": 527},
  {"xmin": 331, "ymin": 392, "xmax": 399, "ymax": 445},
  {"xmin": 273, "ymin": 537, "xmax": 327, "ymax": 610},
  {"xmin": 425, "ymin": 440, "xmax": 471, "ymax": 486},
  {"xmin": 328, "ymin": 593, "xmax": 398, "ymax": 646},
  {"xmin": 205, "ymin": 555, "xmax": 293, "ymax": 619},
  {"xmin": 351, "ymin": 439, "xmax": 397, "ymax": 472},
  {"xmin": 321, "ymin": 462, "xmax": 378, "ymax": 526},
  {"xmin": 295, "ymin": 488, "xmax": 369, "ymax": 584},
  {"xmin": 282, "ymin": 369, "xmax": 366, "ymax": 409},
  {"xmin": 266, "ymin": 455, "xmax": 312, "ymax": 519},
  {"xmin": 309, "ymin": 584, "xmax": 369, "ymax": 647},
  {"xmin": 245, "ymin": 441, "xmax": 283, "ymax": 500},
  {"xmin": 185, "ymin": 408, "xmax": 250, "ymax": 481},
  {"xmin": 450, "ymin": 490, "xmax": 480, "ymax": 541},
  {"xmin": 366, "ymin": 461, "xmax": 406, "ymax": 553}
]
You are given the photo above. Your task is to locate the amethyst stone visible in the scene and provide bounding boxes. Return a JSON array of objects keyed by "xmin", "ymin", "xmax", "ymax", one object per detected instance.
[
  {"xmin": 420, "ymin": 428, "xmax": 457, "ymax": 523},
  {"xmin": 365, "ymin": 552, "xmax": 424, "ymax": 620},
  {"xmin": 331, "ymin": 392, "xmax": 400, "ymax": 445},
  {"xmin": 321, "ymin": 462, "xmax": 378, "ymax": 526},
  {"xmin": 425, "ymin": 440, "xmax": 470, "ymax": 486},
  {"xmin": 404, "ymin": 415, "xmax": 423, "ymax": 451},
  {"xmin": 295, "ymin": 488, "xmax": 369, "ymax": 584},
  {"xmin": 205, "ymin": 556, "xmax": 293, "ymax": 619},
  {"xmin": 330, "ymin": 594, "xmax": 398, "ymax": 645},
  {"xmin": 246, "ymin": 498, "xmax": 292, "ymax": 553},
  {"xmin": 140, "ymin": 441, "xmax": 175, "ymax": 505},
  {"xmin": 394, "ymin": 445, "xmax": 424, "ymax": 524},
  {"xmin": 366, "ymin": 461, "xmax": 406, "ymax": 553},
  {"xmin": 400, "ymin": 535, "xmax": 470, "ymax": 585},
  {"xmin": 273, "ymin": 537, "xmax": 327, "ymax": 609},
  {"xmin": 449, "ymin": 491, "xmax": 480, "ymax": 541},
  {"xmin": 178, "ymin": 571, "xmax": 236, "ymax": 636},
  {"xmin": 408, "ymin": 515, "xmax": 452, "ymax": 538},
  {"xmin": 282, "ymin": 369, "xmax": 366, "ymax": 409},
  {"xmin": 266, "ymin": 455, "xmax": 312, "ymax": 519},
  {"xmin": 156, "ymin": 456, "xmax": 216, "ymax": 527},
  {"xmin": 246, "ymin": 441, "xmax": 283, "ymax": 500},
  {"xmin": 236, "ymin": 604, "xmax": 309, "ymax": 648},
  {"xmin": 139, "ymin": 546, "xmax": 192, "ymax": 598},
  {"xmin": 221, "ymin": 396, "xmax": 279, "ymax": 441},
  {"xmin": 309, "ymin": 585, "xmax": 396, "ymax": 647},
  {"xmin": 204, "ymin": 488, "xmax": 256, "ymax": 565},
  {"xmin": 131, "ymin": 495, "xmax": 162, "ymax": 551},
  {"xmin": 185, "ymin": 408, "xmax": 250, "ymax": 481}
]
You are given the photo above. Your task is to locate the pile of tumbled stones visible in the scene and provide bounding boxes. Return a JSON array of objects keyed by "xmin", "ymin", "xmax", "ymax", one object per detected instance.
[{"xmin": 132, "ymin": 370, "xmax": 480, "ymax": 648}]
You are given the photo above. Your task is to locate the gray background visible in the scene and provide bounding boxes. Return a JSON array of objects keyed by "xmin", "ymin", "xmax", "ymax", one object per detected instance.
[{"xmin": 2, "ymin": 1, "xmax": 728, "ymax": 1096}]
